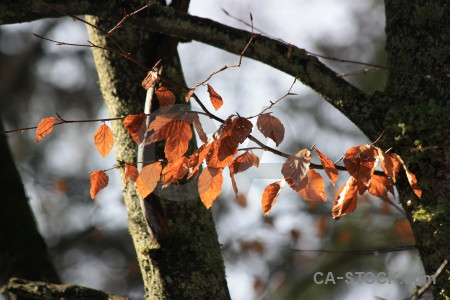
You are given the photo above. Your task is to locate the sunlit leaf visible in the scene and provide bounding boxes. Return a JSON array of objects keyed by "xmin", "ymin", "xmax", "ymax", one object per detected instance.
[
  {"xmin": 343, "ymin": 144, "xmax": 378, "ymax": 183},
  {"xmin": 90, "ymin": 170, "xmax": 109, "ymax": 199},
  {"xmin": 141, "ymin": 70, "xmax": 158, "ymax": 90},
  {"xmin": 391, "ymin": 154, "xmax": 422, "ymax": 198},
  {"xmin": 261, "ymin": 180, "xmax": 284, "ymax": 215},
  {"xmin": 229, "ymin": 151, "xmax": 260, "ymax": 174},
  {"xmin": 161, "ymin": 156, "xmax": 189, "ymax": 187},
  {"xmin": 125, "ymin": 163, "xmax": 139, "ymax": 182},
  {"xmin": 281, "ymin": 148, "xmax": 311, "ymax": 192},
  {"xmin": 207, "ymin": 84, "xmax": 223, "ymax": 110},
  {"xmin": 36, "ymin": 117, "xmax": 57, "ymax": 143},
  {"xmin": 156, "ymin": 87, "xmax": 176, "ymax": 107},
  {"xmin": 368, "ymin": 174, "xmax": 394, "ymax": 199},
  {"xmin": 332, "ymin": 176, "xmax": 358, "ymax": 219},
  {"xmin": 376, "ymin": 148, "xmax": 402, "ymax": 182},
  {"xmin": 314, "ymin": 148, "xmax": 338, "ymax": 186},
  {"xmin": 257, "ymin": 114, "xmax": 285, "ymax": 146},
  {"xmin": 188, "ymin": 142, "xmax": 213, "ymax": 179},
  {"xmin": 297, "ymin": 169, "xmax": 327, "ymax": 201},
  {"xmin": 94, "ymin": 124, "xmax": 114, "ymax": 157},
  {"xmin": 136, "ymin": 162, "xmax": 162, "ymax": 198},
  {"xmin": 198, "ymin": 167, "xmax": 224, "ymax": 209}
]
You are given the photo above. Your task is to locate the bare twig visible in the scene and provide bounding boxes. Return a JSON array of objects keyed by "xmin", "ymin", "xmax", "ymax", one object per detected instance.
[
  {"xmin": 290, "ymin": 244, "xmax": 416, "ymax": 255},
  {"xmin": 410, "ymin": 257, "xmax": 449, "ymax": 300}
]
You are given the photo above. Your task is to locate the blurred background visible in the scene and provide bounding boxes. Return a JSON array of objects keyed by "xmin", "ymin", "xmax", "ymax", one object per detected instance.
[{"xmin": 0, "ymin": 0, "xmax": 426, "ymax": 299}]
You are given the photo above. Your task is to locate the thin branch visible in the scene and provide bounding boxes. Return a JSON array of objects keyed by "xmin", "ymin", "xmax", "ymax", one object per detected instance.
[
  {"xmin": 290, "ymin": 244, "xmax": 416, "ymax": 255},
  {"xmin": 410, "ymin": 257, "xmax": 449, "ymax": 300},
  {"xmin": 107, "ymin": 4, "xmax": 153, "ymax": 35}
]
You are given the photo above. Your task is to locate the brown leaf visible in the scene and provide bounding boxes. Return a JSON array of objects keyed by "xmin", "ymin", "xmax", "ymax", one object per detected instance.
[
  {"xmin": 343, "ymin": 144, "xmax": 378, "ymax": 183},
  {"xmin": 141, "ymin": 70, "xmax": 158, "ymax": 90},
  {"xmin": 123, "ymin": 113, "xmax": 147, "ymax": 144},
  {"xmin": 36, "ymin": 117, "xmax": 57, "ymax": 143},
  {"xmin": 136, "ymin": 162, "xmax": 162, "ymax": 198},
  {"xmin": 161, "ymin": 156, "xmax": 189, "ymax": 187},
  {"xmin": 188, "ymin": 142, "xmax": 213, "ymax": 179},
  {"xmin": 297, "ymin": 169, "xmax": 327, "ymax": 201},
  {"xmin": 198, "ymin": 167, "xmax": 224, "ymax": 209},
  {"xmin": 261, "ymin": 180, "xmax": 284, "ymax": 215},
  {"xmin": 231, "ymin": 117, "xmax": 253, "ymax": 143},
  {"xmin": 162, "ymin": 120, "xmax": 192, "ymax": 162},
  {"xmin": 332, "ymin": 176, "xmax": 358, "ymax": 219},
  {"xmin": 90, "ymin": 170, "xmax": 109, "ymax": 199},
  {"xmin": 125, "ymin": 163, "xmax": 139, "ymax": 182},
  {"xmin": 281, "ymin": 149, "xmax": 311, "ymax": 192},
  {"xmin": 376, "ymin": 148, "xmax": 402, "ymax": 182},
  {"xmin": 190, "ymin": 113, "xmax": 208, "ymax": 143},
  {"xmin": 257, "ymin": 114, "xmax": 285, "ymax": 146},
  {"xmin": 368, "ymin": 174, "xmax": 394, "ymax": 199},
  {"xmin": 207, "ymin": 84, "xmax": 223, "ymax": 110},
  {"xmin": 235, "ymin": 193, "xmax": 248, "ymax": 208},
  {"xmin": 156, "ymin": 87, "xmax": 176, "ymax": 107},
  {"xmin": 391, "ymin": 154, "xmax": 422, "ymax": 198},
  {"xmin": 229, "ymin": 152, "xmax": 260, "ymax": 174},
  {"xmin": 314, "ymin": 149, "xmax": 338, "ymax": 186},
  {"xmin": 94, "ymin": 124, "xmax": 114, "ymax": 157}
]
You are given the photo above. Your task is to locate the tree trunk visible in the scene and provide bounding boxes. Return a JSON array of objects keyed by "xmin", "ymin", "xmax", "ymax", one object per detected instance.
[
  {"xmin": 84, "ymin": 2, "xmax": 230, "ymax": 298},
  {"xmin": 380, "ymin": 0, "xmax": 450, "ymax": 297}
]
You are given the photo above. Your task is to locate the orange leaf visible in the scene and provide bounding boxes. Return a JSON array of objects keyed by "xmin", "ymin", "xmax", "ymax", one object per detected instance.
[
  {"xmin": 332, "ymin": 176, "xmax": 358, "ymax": 219},
  {"xmin": 35, "ymin": 117, "xmax": 57, "ymax": 143},
  {"xmin": 231, "ymin": 117, "xmax": 253, "ymax": 143},
  {"xmin": 314, "ymin": 149, "xmax": 338, "ymax": 186},
  {"xmin": 297, "ymin": 169, "xmax": 327, "ymax": 201},
  {"xmin": 281, "ymin": 149, "xmax": 311, "ymax": 192},
  {"xmin": 90, "ymin": 170, "xmax": 109, "ymax": 199},
  {"xmin": 94, "ymin": 124, "xmax": 114, "ymax": 157},
  {"xmin": 261, "ymin": 180, "xmax": 284, "ymax": 215},
  {"xmin": 123, "ymin": 113, "xmax": 147, "ymax": 144},
  {"xmin": 125, "ymin": 163, "xmax": 139, "ymax": 182},
  {"xmin": 141, "ymin": 70, "xmax": 158, "ymax": 90},
  {"xmin": 163, "ymin": 120, "xmax": 192, "ymax": 162},
  {"xmin": 207, "ymin": 84, "xmax": 223, "ymax": 110},
  {"xmin": 229, "ymin": 152, "xmax": 260, "ymax": 174},
  {"xmin": 156, "ymin": 87, "xmax": 176, "ymax": 107},
  {"xmin": 198, "ymin": 167, "xmax": 224, "ymax": 208},
  {"xmin": 256, "ymin": 114, "xmax": 285, "ymax": 146},
  {"xmin": 135, "ymin": 162, "xmax": 162, "ymax": 198},
  {"xmin": 368, "ymin": 174, "xmax": 394, "ymax": 199},
  {"xmin": 391, "ymin": 154, "xmax": 422, "ymax": 198},
  {"xmin": 376, "ymin": 148, "xmax": 401, "ymax": 182},
  {"xmin": 161, "ymin": 156, "xmax": 189, "ymax": 187},
  {"xmin": 343, "ymin": 144, "xmax": 378, "ymax": 183},
  {"xmin": 188, "ymin": 142, "xmax": 213, "ymax": 179}
]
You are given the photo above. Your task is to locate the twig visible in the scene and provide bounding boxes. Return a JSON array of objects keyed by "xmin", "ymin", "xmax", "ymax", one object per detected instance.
[
  {"xmin": 107, "ymin": 4, "xmax": 153, "ymax": 35},
  {"xmin": 290, "ymin": 244, "xmax": 416, "ymax": 255},
  {"xmin": 410, "ymin": 257, "xmax": 448, "ymax": 300}
]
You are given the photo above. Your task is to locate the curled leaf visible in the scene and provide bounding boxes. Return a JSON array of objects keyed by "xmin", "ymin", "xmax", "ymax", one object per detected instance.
[
  {"xmin": 123, "ymin": 113, "xmax": 147, "ymax": 144},
  {"xmin": 314, "ymin": 149, "xmax": 338, "ymax": 186},
  {"xmin": 281, "ymin": 149, "xmax": 311, "ymax": 192},
  {"xmin": 141, "ymin": 70, "xmax": 158, "ymax": 90},
  {"xmin": 156, "ymin": 87, "xmax": 176, "ymax": 107},
  {"xmin": 207, "ymin": 84, "xmax": 223, "ymax": 110},
  {"xmin": 257, "ymin": 114, "xmax": 285, "ymax": 146},
  {"xmin": 90, "ymin": 170, "xmax": 109, "ymax": 199},
  {"xmin": 332, "ymin": 176, "xmax": 358, "ymax": 219},
  {"xmin": 261, "ymin": 180, "xmax": 285, "ymax": 215},
  {"xmin": 297, "ymin": 169, "xmax": 327, "ymax": 201},
  {"xmin": 391, "ymin": 154, "xmax": 422, "ymax": 198},
  {"xmin": 36, "ymin": 117, "xmax": 57, "ymax": 143},
  {"xmin": 94, "ymin": 124, "xmax": 114, "ymax": 157}
]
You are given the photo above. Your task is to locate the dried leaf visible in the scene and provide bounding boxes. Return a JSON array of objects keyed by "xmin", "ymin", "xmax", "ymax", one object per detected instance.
[
  {"xmin": 231, "ymin": 117, "xmax": 253, "ymax": 143},
  {"xmin": 141, "ymin": 70, "xmax": 158, "ymax": 90},
  {"xmin": 136, "ymin": 162, "xmax": 162, "ymax": 198},
  {"xmin": 156, "ymin": 87, "xmax": 176, "ymax": 107},
  {"xmin": 207, "ymin": 84, "xmax": 223, "ymax": 110},
  {"xmin": 281, "ymin": 149, "xmax": 311, "ymax": 192},
  {"xmin": 261, "ymin": 180, "xmax": 284, "ymax": 215},
  {"xmin": 94, "ymin": 124, "xmax": 114, "ymax": 157},
  {"xmin": 297, "ymin": 169, "xmax": 327, "ymax": 201},
  {"xmin": 190, "ymin": 113, "xmax": 208, "ymax": 143},
  {"xmin": 161, "ymin": 156, "xmax": 189, "ymax": 187},
  {"xmin": 229, "ymin": 152, "xmax": 260, "ymax": 174},
  {"xmin": 36, "ymin": 117, "xmax": 57, "ymax": 143},
  {"xmin": 368, "ymin": 174, "xmax": 394, "ymax": 199},
  {"xmin": 332, "ymin": 176, "xmax": 358, "ymax": 219},
  {"xmin": 90, "ymin": 170, "xmax": 109, "ymax": 199},
  {"xmin": 162, "ymin": 120, "xmax": 192, "ymax": 162},
  {"xmin": 188, "ymin": 142, "xmax": 213, "ymax": 179},
  {"xmin": 123, "ymin": 113, "xmax": 147, "ymax": 144},
  {"xmin": 391, "ymin": 154, "xmax": 422, "ymax": 198},
  {"xmin": 257, "ymin": 114, "xmax": 285, "ymax": 146},
  {"xmin": 376, "ymin": 148, "xmax": 401, "ymax": 182},
  {"xmin": 198, "ymin": 167, "xmax": 224, "ymax": 208},
  {"xmin": 125, "ymin": 163, "xmax": 139, "ymax": 182},
  {"xmin": 314, "ymin": 149, "xmax": 338, "ymax": 186},
  {"xmin": 343, "ymin": 144, "xmax": 378, "ymax": 183}
]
